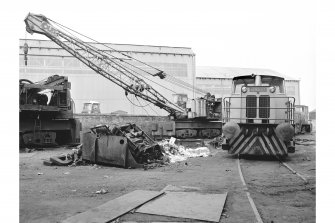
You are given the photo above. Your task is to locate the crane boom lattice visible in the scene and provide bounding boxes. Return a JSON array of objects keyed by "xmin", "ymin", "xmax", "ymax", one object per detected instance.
[{"xmin": 24, "ymin": 13, "xmax": 185, "ymax": 115}]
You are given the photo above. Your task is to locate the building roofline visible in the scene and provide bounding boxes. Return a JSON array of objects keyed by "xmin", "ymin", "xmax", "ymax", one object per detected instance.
[
  {"xmin": 19, "ymin": 38, "xmax": 193, "ymax": 50},
  {"xmin": 196, "ymin": 66, "xmax": 298, "ymax": 81}
]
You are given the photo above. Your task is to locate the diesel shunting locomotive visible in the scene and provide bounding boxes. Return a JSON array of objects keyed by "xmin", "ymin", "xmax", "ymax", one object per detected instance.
[{"xmin": 221, "ymin": 73, "xmax": 295, "ymax": 157}]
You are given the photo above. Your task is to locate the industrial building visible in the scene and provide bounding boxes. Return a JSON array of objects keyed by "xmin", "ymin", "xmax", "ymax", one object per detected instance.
[
  {"xmin": 19, "ymin": 39, "xmax": 300, "ymax": 115},
  {"xmin": 196, "ymin": 66, "xmax": 300, "ymax": 105},
  {"xmin": 19, "ymin": 39, "xmax": 196, "ymax": 115}
]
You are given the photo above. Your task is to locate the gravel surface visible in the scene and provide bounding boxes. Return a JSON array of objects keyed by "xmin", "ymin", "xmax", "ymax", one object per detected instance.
[{"xmin": 20, "ymin": 132, "xmax": 316, "ymax": 223}]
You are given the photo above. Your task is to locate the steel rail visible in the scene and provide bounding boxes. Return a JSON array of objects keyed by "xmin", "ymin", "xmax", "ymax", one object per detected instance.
[
  {"xmin": 237, "ymin": 155, "xmax": 310, "ymax": 223},
  {"xmin": 236, "ymin": 155, "xmax": 264, "ymax": 223},
  {"xmin": 276, "ymin": 157, "xmax": 309, "ymax": 184}
]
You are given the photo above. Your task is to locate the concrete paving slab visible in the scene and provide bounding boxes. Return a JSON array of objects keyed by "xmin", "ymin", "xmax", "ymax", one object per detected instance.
[
  {"xmin": 136, "ymin": 191, "xmax": 228, "ymax": 222},
  {"xmin": 62, "ymin": 190, "xmax": 164, "ymax": 223}
]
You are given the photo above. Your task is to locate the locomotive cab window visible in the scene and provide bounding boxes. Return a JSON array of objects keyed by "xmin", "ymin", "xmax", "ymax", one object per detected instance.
[
  {"xmin": 260, "ymin": 76, "xmax": 284, "ymax": 93},
  {"xmin": 233, "ymin": 75, "xmax": 285, "ymax": 93}
]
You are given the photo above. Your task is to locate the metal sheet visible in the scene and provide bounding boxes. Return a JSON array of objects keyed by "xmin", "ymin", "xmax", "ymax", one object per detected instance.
[
  {"xmin": 136, "ymin": 192, "xmax": 228, "ymax": 222},
  {"xmin": 96, "ymin": 135, "xmax": 128, "ymax": 167},
  {"xmin": 62, "ymin": 190, "xmax": 164, "ymax": 223},
  {"xmin": 82, "ymin": 132, "xmax": 97, "ymax": 162}
]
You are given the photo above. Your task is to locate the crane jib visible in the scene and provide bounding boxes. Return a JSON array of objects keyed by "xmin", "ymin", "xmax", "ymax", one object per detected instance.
[{"xmin": 24, "ymin": 13, "xmax": 185, "ymax": 116}]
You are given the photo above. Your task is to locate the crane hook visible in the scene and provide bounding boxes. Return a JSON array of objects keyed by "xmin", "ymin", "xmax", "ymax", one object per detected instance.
[{"xmin": 23, "ymin": 42, "xmax": 29, "ymax": 66}]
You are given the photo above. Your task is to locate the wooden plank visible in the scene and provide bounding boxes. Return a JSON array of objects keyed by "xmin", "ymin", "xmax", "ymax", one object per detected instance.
[
  {"xmin": 62, "ymin": 190, "xmax": 164, "ymax": 223},
  {"xmin": 136, "ymin": 192, "xmax": 228, "ymax": 222}
]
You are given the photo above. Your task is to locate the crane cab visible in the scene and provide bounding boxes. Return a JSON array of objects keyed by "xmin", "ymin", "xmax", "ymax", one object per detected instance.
[
  {"xmin": 222, "ymin": 74, "xmax": 295, "ymax": 157},
  {"xmin": 82, "ymin": 101, "xmax": 101, "ymax": 114}
]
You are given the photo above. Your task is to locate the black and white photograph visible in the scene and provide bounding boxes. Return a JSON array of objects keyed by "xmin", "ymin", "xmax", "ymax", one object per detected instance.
[{"xmin": 3, "ymin": 0, "xmax": 333, "ymax": 222}]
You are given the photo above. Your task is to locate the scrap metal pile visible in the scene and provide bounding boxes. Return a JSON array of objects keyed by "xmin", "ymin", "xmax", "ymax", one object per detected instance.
[
  {"xmin": 159, "ymin": 138, "xmax": 210, "ymax": 163},
  {"xmin": 82, "ymin": 124, "xmax": 164, "ymax": 168},
  {"xmin": 44, "ymin": 123, "xmax": 211, "ymax": 169},
  {"xmin": 108, "ymin": 124, "xmax": 164, "ymax": 164}
]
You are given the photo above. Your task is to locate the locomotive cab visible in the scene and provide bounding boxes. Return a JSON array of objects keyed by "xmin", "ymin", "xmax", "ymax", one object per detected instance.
[
  {"xmin": 222, "ymin": 74, "xmax": 295, "ymax": 157},
  {"xmin": 231, "ymin": 74, "xmax": 287, "ymax": 124}
]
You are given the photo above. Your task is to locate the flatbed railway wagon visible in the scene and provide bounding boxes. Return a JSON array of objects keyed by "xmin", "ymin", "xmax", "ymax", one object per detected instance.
[{"xmin": 221, "ymin": 74, "xmax": 295, "ymax": 157}]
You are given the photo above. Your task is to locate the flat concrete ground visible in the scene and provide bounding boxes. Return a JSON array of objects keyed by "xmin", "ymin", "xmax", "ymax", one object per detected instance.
[{"xmin": 19, "ymin": 132, "xmax": 315, "ymax": 223}]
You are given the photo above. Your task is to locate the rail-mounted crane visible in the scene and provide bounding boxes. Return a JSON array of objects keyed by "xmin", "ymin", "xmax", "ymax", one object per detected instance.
[
  {"xmin": 20, "ymin": 75, "xmax": 81, "ymax": 147},
  {"xmin": 24, "ymin": 13, "xmax": 222, "ymax": 139}
]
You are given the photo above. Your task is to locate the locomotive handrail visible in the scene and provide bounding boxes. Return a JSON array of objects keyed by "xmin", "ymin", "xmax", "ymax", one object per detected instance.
[
  {"xmin": 222, "ymin": 96, "xmax": 295, "ymax": 124},
  {"xmin": 223, "ymin": 118, "xmax": 295, "ymax": 121},
  {"xmin": 223, "ymin": 96, "xmax": 296, "ymax": 100},
  {"xmin": 224, "ymin": 107, "xmax": 295, "ymax": 109}
]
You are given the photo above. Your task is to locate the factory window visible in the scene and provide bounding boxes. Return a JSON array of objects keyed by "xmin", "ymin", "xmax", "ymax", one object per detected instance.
[
  {"xmin": 197, "ymin": 84, "xmax": 214, "ymax": 87},
  {"xmin": 26, "ymin": 68, "xmax": 64, "ymax": 75},
  {"xmin": 64, "ymin": 69, "xmax": 96, "ymax": 75},
  {"xmin": 19, "ymin": 56, "xmax": 25, "ymax": 66},
  {"xmin": 211, "ymin": 87, "xmax": 223, "ymax": 92},
  {"xmin": 149, "ymin": 62, "xmax": 188, "ymax": 77},
  {"xmin": 210, "ymin": 90, "xmax": 223, "ymax": 96},
  {"xmin": 222, "ymin": 80, "xmax": 232, "ymax": 86},
  {"xmin": 25, "ymin": 56, "xmax": 45, "ymax": 67},
  {"xmin": 222, "ymin": 87, "xmax": 232, "ymax": 94},
  {"xmin": 45, "ymin": 58, "xmax": 63, "ymax": 67},
  {"xmin": 64, "ymin": 58, "xmax": 81, "ymax": 67},
  {"xmin": 286, "ymin": 86, "xmax": 295, "ymax": 95}
]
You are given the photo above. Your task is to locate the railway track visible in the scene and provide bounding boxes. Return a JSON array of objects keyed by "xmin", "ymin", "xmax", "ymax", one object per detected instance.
[{"xmin": 237, "ymin": 155, "xmax": 314, "ymax": 223}]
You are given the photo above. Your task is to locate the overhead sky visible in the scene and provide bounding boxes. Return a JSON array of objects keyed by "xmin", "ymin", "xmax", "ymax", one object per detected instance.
[{"xmin": 17, "ymin": 0, "xmax": 315, "ymax": 109}]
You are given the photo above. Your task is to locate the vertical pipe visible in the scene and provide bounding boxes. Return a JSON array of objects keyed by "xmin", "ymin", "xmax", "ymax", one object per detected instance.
[{"xmin": 192, "ymin": 54, "xmax": 196, "ymax": 100}]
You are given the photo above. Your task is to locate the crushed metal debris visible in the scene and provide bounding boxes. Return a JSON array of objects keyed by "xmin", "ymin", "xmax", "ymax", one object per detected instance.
[
  {"xmin": 43, "ymin": 124, "xmax": 211, "ymax": 169},
  {"xmin": 43, "ymin": 144, "xmax": 83, "ymax": 166},
  {"xmin": 159, "ymin": 137, "xmax": 210, "ymax": 163}
]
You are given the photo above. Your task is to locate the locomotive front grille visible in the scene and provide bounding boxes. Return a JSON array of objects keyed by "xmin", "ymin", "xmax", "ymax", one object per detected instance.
[
  {"xmin": 259, "ymin": 95, "xmax": 270, "ymax": 118},
  {"xmin": 246, "ymin": 95, "xmax": 257, "ymax": 118}
]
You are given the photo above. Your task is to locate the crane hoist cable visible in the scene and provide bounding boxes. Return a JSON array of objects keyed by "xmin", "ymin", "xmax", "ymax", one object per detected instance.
[
  {"xmin": 135, "ymin": 96, "xmax": 150, "ymax": 116},
  {"xmin": 49, "ymin": 18, "xmax": 164, "ymax": 77},
  {"xmin": 49, "ymin": 17, "xmax": 206, "ymax": 95},
  {"xmin": 24, "ymin": 13, "xmax": 186, "ymax": 114},
  {"xmin": 125, "ymin": 93, "xmax": 152, "ymax": 108},
  {"xmin": 165, "ymin": 75, "xmax": 206, "ymax": 94},
  {"xmin": 147, "ymin": 103, "xmax": 160, "ymax": 116},
  {"xmin": 52, "ymin": 21, "xmax": 204, "ymax": 95},
  {"xmin": 50, "ymin": 20, "xmax": 183, "ymax": 95},
  {"xmin": 125, "ymin": 93, "xmax": 159, "ymax": 116}
]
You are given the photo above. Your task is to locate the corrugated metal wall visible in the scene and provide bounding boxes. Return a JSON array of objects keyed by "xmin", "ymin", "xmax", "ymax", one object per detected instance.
[
  {"xmin": 19, "ymin": 40, "xmax": 197, "ymax": 115},
  {"xmin": 19, "ymin": 39, "xmax": 301, "ymax": 115}
]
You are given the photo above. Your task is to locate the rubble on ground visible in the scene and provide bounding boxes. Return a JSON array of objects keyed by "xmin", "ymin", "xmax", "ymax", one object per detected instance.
[
  {"xmin": 109, "ymin": 124, "xmax": 164, "ymax": 164},
  {"xmin": 43, "ymin": 144, "xmax": 83, "ymax": 166},
  {"xmin": 43, "ymin": 124, "xmax": 211, "ymax": 168},
  {"xmin": 159, "ymin": 137, "xmax": 210, "ymax": 163}
]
